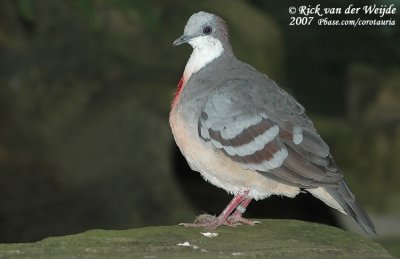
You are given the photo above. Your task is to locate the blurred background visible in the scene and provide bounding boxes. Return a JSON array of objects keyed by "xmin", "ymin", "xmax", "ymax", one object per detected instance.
[{"xmin": 0, "ymin": 0, "xmax": 399, "ymax": 256}]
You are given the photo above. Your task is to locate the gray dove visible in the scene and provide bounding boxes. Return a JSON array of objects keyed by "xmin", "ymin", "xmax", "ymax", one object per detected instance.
[{"xmin": 170, "ymin": 11, "xmax": 375, "ymax": 234}]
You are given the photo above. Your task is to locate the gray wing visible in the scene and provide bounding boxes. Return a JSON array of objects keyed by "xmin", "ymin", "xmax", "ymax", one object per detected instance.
[{"xmin": 198, "ymin": 79, "xmax": 343, "ymax": 188}]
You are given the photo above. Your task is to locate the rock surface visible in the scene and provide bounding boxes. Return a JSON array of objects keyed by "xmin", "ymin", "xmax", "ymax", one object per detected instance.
[{"xmin": 0, "ymin": 219, "xmax": 392, "ymax": 259}]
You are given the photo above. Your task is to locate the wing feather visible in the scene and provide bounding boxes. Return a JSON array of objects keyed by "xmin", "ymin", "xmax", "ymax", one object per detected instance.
[{"xmin": 198, "ymin": 79, "xmax": 343, "ymax": 188}]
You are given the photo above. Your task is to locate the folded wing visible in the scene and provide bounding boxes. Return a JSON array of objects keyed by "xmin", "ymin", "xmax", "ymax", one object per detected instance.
[{"xmin": 198, "ymin": 79, "xmax": 343, "ymax": 188}]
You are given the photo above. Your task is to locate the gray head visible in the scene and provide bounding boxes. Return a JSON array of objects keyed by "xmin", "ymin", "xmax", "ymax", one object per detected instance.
[{"xmin": 173, "ymin": 11, "xmax": 232, "ymax": 53}]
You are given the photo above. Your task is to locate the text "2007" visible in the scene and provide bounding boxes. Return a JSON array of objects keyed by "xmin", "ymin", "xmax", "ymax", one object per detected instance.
[{"xmin": 290, "ymin": 17, "xmax": 314, "ymax": 25}]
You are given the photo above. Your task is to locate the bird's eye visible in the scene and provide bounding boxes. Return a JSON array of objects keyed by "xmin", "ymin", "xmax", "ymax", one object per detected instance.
[{"xmin": 203, "ymin": 26, "xmax": 212, "ymax": 35}]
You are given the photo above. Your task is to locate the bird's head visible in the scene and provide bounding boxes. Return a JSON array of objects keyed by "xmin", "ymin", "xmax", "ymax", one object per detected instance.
[{"xmin": 173, "ymin": 11, "xmax": 231, "ymax": 53}]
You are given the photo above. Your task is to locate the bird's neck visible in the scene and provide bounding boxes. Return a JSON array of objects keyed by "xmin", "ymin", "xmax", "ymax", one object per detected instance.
[
  {"xmin": 171, "ymin": 37, "xmax": 225, "ymax": 109},
  {"xmin": 183, "ymin": 37, "xmax": 224, "ymax": 80}
]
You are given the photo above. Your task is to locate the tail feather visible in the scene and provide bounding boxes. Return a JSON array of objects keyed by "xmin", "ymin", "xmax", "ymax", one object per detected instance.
[{"xmin": 327, "ymin": 181, "xmax": 376, "ymax": 234}]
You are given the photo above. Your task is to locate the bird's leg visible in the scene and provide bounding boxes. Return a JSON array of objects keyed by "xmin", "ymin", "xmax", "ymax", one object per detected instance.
[
  {"xmin": 225, "ymin": 196, "xmax": 260, "ymax": 226},
  {"xmin": 179, "ymin": 190, "xmax": 249, "ymax": 229}
]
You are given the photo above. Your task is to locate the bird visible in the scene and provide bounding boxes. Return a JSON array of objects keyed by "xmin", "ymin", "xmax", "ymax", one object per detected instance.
[{"xmin": 170, "ymin": 11, "xmax": 376, "ymax": 234}]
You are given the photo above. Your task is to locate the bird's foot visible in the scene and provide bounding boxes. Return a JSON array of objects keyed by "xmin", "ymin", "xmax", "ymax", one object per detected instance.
[
  {"xmin": 179, "ymin": 213, "xmax": 260, "ymax": 229},
  {"xmin": 179, "ymin": 214, "xmax": 223, "ymax": 229},
  {"xmin": 225, "ymin": 214, "xmax": 261, "ymax": 227},
  {"xmin": 179, "ymin": 191, "xmax": 254, "ymax": 230}
]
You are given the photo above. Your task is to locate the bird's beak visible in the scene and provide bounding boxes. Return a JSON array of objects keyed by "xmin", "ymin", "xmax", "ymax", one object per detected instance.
[{"xmin": 173, "ymin": 35, "xmax": 191, "ymax": 46}]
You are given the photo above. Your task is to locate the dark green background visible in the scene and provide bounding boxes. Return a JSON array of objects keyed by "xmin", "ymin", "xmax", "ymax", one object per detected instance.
[{"xmin": 0, "ymin": 0, "xmax": 399, "ymax": 256}]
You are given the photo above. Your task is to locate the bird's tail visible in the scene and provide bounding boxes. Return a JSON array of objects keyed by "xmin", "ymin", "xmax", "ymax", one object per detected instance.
[{"xmin": 326, "ymin": 180, "xmax": 376, "ymax": 234}]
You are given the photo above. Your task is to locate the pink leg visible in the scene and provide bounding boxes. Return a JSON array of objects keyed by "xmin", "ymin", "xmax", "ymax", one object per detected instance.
[
  {"xmin": 226, "ymin": 196, "xmax": 260, "ymax": 226},
  {"xmin": 230, "ymin": 197, "xmax": 252, "ymax": 219},
  {"xmin": 180, "ymin": 191, "xmax": 249, "ymax": 229}
]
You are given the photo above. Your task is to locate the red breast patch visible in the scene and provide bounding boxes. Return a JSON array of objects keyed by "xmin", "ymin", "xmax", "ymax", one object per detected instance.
[{"xmin": 171, "ymin": 76, "xmax": 185, "ymax": 108}]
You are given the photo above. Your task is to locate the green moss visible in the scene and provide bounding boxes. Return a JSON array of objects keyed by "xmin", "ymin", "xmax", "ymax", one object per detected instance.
[
  {"xmin": 378, "ymin": 238, "xmax": 400, "ymax": 258},
  {"xmin": 0, "ymin": 220, "xmax": 391, "ymax": 259}
]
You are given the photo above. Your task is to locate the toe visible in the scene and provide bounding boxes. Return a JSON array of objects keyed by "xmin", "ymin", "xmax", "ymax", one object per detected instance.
[{"xmin": 194, "ymin": 214, "xmax": 217, "ymax": 224}]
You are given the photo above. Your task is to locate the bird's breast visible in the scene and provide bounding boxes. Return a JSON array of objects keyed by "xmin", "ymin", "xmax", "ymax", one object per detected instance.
[{"xmin": 169, "ymin": 108, "xmax": 300, "ymax": 200}]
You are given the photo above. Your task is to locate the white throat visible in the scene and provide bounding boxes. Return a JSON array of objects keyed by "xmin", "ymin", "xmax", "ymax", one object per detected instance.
[{"xmin": 184, "ymin": 36, "xmax": 224, "ymax": 79}]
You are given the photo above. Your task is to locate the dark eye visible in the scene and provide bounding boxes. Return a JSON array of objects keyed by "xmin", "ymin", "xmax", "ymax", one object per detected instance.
[{"xmin": 203, "ymin": 26, "xmax": 212, "ymax": 35}]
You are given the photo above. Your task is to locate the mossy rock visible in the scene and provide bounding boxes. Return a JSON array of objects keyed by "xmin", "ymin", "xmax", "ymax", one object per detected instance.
[{"xmin": 0, "ymin": 219, "xmax": 391, "ymax": 259}]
